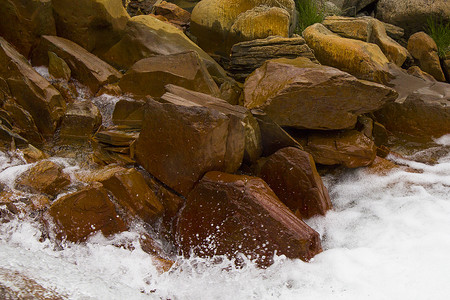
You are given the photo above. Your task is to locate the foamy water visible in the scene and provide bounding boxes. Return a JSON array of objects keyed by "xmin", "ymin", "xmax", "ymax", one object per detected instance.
[{"xmin": 1, "ymin": 136, "xmax": 449, "ymax": 299}]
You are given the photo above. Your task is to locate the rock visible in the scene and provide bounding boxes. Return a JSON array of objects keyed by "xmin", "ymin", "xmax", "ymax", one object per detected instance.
[
  {"xmin": 59, "ymin": 101, "xmax": 102, "ymax": 141},
  {"xmin": 243, "ymin": 57, "xmax": 397, "ymax": 130},
  {"xmin": 256, "ymin": 147, "xmax": 331, "ymax": 219},
  {"xmin": 31, "ymin": 35, "xmax": 123, "ymax": 94},
  {"xmin": 367, "ymin": 156, "xmax": 398, "ymax": 175},
  {"xmin": 190, "ymin": 0, "xmax": 296, "ymax": 55},
  {"xmin": 123, "ymin": 0, "xmax": 156, "ymax": 16},
  {"xmin": 376, "ymin": 0, "xmax": 450, "ymax": 37},
  {"xmin": 119, "ymin": 51, "xmax": 220, "ymax": 98},
  {"xmin": 303, "ymin": 23, "xmax": 392, "ymax": 83},
  {"xmin": 300, "ymin": 130, "xmax": 377, "ymax": 168},
  {"xmin": 443, "ymin": 55, "xmax": 450, "ymax": 83},
  {"xmin": 164, "ymin": 84, "xmax": 262, "ymax": 163},
  {"xmin": 229, "ymin": 36, "xmax": 317, "ymax": 82},
  {"xmin": 112, "ymin": 98, "xmax": 147, "ymax": 128},
  {"xmin": 52, "ymin": 0, "xmax": 130, "ymax": 55},
  {"xmin": 154, "ymin": 1, "xmax": 191, "ymax": 30},
  {"xmin": 3, "ymin": 100, "xmax": 44, "ymax": 145},
  {"xmin": 135, "ymin": 98, "xmax": 243, "ymax": 196},
  {"xmin": 0, "ymin": 37, "xmax": 66, "ymax": 136},
  {"xmin": 0, "ymin": 124, "xmax": 28, "ymax": 149},
  {"xmin": 100, "ymin": 168, "xmax": 164, "ymax": 223},
  {"xmin": 94, "ymin": 129, "xmax": 139, "ymax": 147},
  {"xmin": 103, "ymin": 15, "xmax": 227, "ymax": 79},
  {"xmin": 407, "ymin": 66, "xmax": 437, "ymax": 82},
  {"xmin": 407, "ymin": 32, "xmax": 446, "ymax": 82},
  {"xmin": 17, "ymin": 144, "xmax": 48, "ymax": 163},
  {"xmin": 176, "ymin": 171, "xmax": 322, "ymax": 266},
  {"xmin": 339, "ymin": 0, "xmax": 377, "ymax": 15},
  {"xmin": 47, "ymin": 183, "xmax": 127, "ymax": 242},
  {"xmin": 0, "ymin": 0, "xmax": 56, "ymax": 57},
  {"xmin": 48, "ymin": 52, "xmax": 71, "ymax": 81},
  {"xmin": 16, "ymin": 160, "xmax": 71, "ymax": 197}
]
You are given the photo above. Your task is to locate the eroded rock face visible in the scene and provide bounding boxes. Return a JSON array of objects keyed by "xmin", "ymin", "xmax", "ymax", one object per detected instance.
[
  {"xmin": 176, "ymin": 171, "xmax": 322, "ymax": 266},
  {"xmin": 0, "ymin": 38, "xmax": 65, "ymax": 136},
  {"xmin": 31, "ymin": 36, "xmax": 123, "ymax": 94},
  {"xmin": 303, "ymin": 23, "xmax": 392, "ymax": 83},
  {"xmin": 256, "ymin": 147, "xmax": 331, "ymax": 219},
  {"xmin": 119, "ymin": 51, "xmax": 220, "ymax": 98},
  {"xmin": 135, "ymin": 98, "xmax": 243, "ymax": 197},
  {"xmin": 47, "ymin": 183, "xmax": 127, "ymax": 242},
  {"xmin": 243, "ymin": 57, "xmax": 397, "ymax": 130},
  {"xmin": 0, "ymin": 0, "xmax": 56, "ymax": 57}
]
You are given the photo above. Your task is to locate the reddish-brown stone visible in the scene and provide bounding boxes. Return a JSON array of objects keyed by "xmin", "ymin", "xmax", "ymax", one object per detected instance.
[{"xmin": 176, "ymin": 171, "xmax": 322, "ymax": 267}]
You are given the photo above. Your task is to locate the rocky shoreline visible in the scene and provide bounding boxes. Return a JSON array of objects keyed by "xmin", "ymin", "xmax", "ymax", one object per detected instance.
[{"xmin": 0, "ymin": 0, "xmax": 449, "ymax": 269}]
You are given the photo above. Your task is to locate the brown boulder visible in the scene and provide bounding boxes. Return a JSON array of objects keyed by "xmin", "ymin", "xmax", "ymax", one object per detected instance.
[
  {"xmin": 0, "ymin": 37, "xmax": 66, "ymax": 136},
  {"xmin": 154, "ymin": 1, "xmax": 191, "ymax": 30},
  {"xmin": 100, "ymin": 168, "xmax": 164, "ymax": 223},
  {"xmin": 59, "ymin": 101, "xmax": 102, "ymax": 141},
  {"xmin": 243, "ymin": 57, "xmax": 397, "ymax": 130},
  {"xmin": 176, "ymin": 171, "xmax": 322, "ymax": 266},
  {"xmin": 47, "ymin": 183, "xmax": 127, "ymax": 242},
  {"xmin": 31, "ymin": 36, "xmax": 123, "ymax": 94},
  {"xmin": 0, "ymin": 124, "xmax": 28, "ymax": 149},
  {"xmin": 256, "ymin": 147, "xmax": 331, "ymax": 219},
  {"xmin": 3, "ymin": 100, "xmax": 44, "ymax": 145},
  {"xmin": 48, "ymin": 52, "xmax": 71, "ymax": 81},
  {"xmin": 119, "ymin": 51, "xmax": 220, "ymax": 98},
  {"xmin": 112, "ymin": 98, "xmax": 147, "ymax": 128}
]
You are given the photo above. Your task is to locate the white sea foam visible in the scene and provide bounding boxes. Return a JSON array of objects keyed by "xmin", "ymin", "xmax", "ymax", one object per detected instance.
[{"xmin": 0, "ymin": 141, "xmax": 449, "ymax": 299}]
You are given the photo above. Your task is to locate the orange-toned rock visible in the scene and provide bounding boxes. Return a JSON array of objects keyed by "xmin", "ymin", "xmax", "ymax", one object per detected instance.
[
  {"xmin": 47, "ymin": 183, "xmax": 127, "ymax": 242},
  {"xmin": 154, "ymin": 1, "xmax": 191, "ymax": 29},
  {"xmin": 100, "ymin": 168, "xmax": 164, "ymax": 223},
  {"xmin": 112, "ymin": 98, "xmax": 147, "ymax": 128},
  {"xmin": 176, "ymin": 171, "xmax": 322, "ymax": 266},
  {"xmin": 256, "ymin": 147, "xmax": 331, "ymax": 219},
  {"xmin": 3, "ymin": 100, "xmax": 44, "ymax": 145},
  {"xmin": 59, "ymin": 100, "xmax": 102, "ymax": 142},
  {"xmin": 16, "ymin": 160, "xmax": 70, "ymax": 197},
  {"xmin": 367, "ymin": 156, "xmax": 398, "ymax": 175}
]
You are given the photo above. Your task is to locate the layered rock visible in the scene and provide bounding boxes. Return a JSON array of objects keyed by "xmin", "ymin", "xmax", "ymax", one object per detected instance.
[
  {"xmin": 0, "ymin": 38, "xmax": 65, "ymax": 136},
  {"xmin": 256, "ymin": 147, "xmax": 331, "ymax": 219},
  {"xmin": 112, "ymin": 98, "xmax": 147, "ymax": 128},
  {"xmin": 243, "ymin": 57, "xmax": 397, "ymax": 130},
  {"xmin": 229, "ymin": 36, "xmax": 317, "ymax": 82},
  {"xmin": 0, "ymin": 0, "xmax": 56, "ymax": 57},
  {"xmin": 31, "ymin": 36, "xmax": 123, "ymax": 94},
  {"xmin": 59, "ymin": 101, "xmax": 102, "ymax": 141},
  {"xmin": 176, "ymin": 171, "xmax": 322, "ymax": 266},
  {"xmin": 119, "ymin": 52, "xmax": 220, "ymax": 98},
  {"xmin": 153, "ymin": 1, "xmax": 191, "ymax": 31},
  {"xmin": 303, "ymin": 23, "xmax": 392, "ymax": 83}
]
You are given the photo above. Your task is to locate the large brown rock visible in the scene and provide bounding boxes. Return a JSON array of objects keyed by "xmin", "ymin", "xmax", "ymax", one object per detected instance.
[
  {"xmin": 243, "ymin": 57, "xmax": 397, "ymax": 130},
  {"xmin": 256, "ymin": 147, "xmax": 331, "ymax": 219},
  {"xmin": 119, "ymin": 51, "xmax": 220, "ymax": 98},
  {"xmin": 0, "ymin": 38, "xmax": 65, "ymax": 136},
  {"xmin": 112, "ymin": 98, "xmax": 147, "ymax": 128},
  {"xmin": 135, "ymin": 98, "xmax": 244, "ymax": 196},
  {"xmin": 407, "ymin": 32, "xmax": 446, "ymax": 82},
  {"xmin": 47, "ymin": 183, "xmax": 127, "ymax": 242},
  {"xmin": 303, "ymin": 23, "xmax": 392, "ymax": 84},
  {"xmin": 3, "ymin": 100, "xmax": 44, "ymax": 145},
  {"xmin": 0, "ymin": 0, "xmax": 56, "ymax": 58},
  {"xmin": 153, "ymin": 1, "xmax": 191, "ymax": 30},
  {"xmin": 31, "ymin": 36, "xmax": 123, "ymax": 94},
  {"xmin": 103, "ymin": 15, "xmax": 227, "ymax": 79},
  {"xmin": 59, "ymin": 101, "xmax": 102, "ymax": 141},
  {"xmin": 301, "ymin": 130, "xmax": 377, "ymax": 168},
  {"xmin": 229, "ymin": 36, "xmax": 317, "ymax": 82},
  {"xmin": 100, "ymin": 168, "xmax": 164, "ymax": 223},
  {"xmin": 52, "ymin": 0, "xmax": 130, "ymax": 55},
  {"xmin": 176, "ymin": 171, "xmax": 322, "ymax": 266}
]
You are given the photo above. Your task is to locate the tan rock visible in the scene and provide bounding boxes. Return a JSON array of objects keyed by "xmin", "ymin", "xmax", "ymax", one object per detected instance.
[
  {"xmin": 119, "ymin": 51, "xmax": 220, "ymax": 98},
  {"xmin": 303, "ymin": 23, "xmax": 392, "ymax": 83},
  {"xmin": 243, "ymin": 57, "xmax": 397, "ymax": 130},
  {"xmin": 31, "ymin": 35, "xmax": 123, "ymax": 94},
  {"xmin": 47, "ymin": 183, "xmax": 127, "ymax": 242},
  {"xmin": 176, "ymin": 171, "xmax": 322, "ymax": 266},
  {"xmin": 59, "ymin": 101, "xmax": 102, "ymax": 141},
  {"xmin": 0, "ymin": 37, "xmax": 66, "ymax": 136},
  {"xmin": 0, "ymin": 125, "xmax": 28, "ymax": 149},
  {"xmin": 256, "ymin": 147, "xmax": 332, "ymax": 219},
  {"xmin": 48, "ymin": 52, "xmax": 71, "ymax": 81},
  {"xmin": 17, "ymin": 144, "xmax": 48, "ymax": 163},
  {"xmin": 112, "ymin": 98, "xmax": 146, "ymax": 128},
  {"xmin": 407, "ymin": 32, "xmax": 446, "ymax": 82}
]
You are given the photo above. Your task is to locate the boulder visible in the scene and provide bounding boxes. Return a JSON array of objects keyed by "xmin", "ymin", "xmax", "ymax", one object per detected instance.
[
  {"xmin": 52, "ymin": 0, "xmax": 130, "ymax": 55},
  {"xmin": 100, "ymin": 168, "xmax": 164, "ymax": 223},
  {"xmin": 229, "ymin": 36, "xmax": 317, "ymax": 82},
  {"xmin": 3, "ymin": 100, "xmax": 44, "ymax": 145},
  {"xmin": 176, "ymin": 171, "xmax": 322, "ymax": 266},
  {"xmin": 135, "ymin": 98, "xmax": 243, "ymax": 196},
  {"xmin": 0, "ymin": 37, "xmax": 66, "ymax": 136},
  {"xmin": 256, "ymin": 147, "xmax": 331, "ymax": 219},
  {"xmin": 31, "ymin": 36, "xmax": 123, "ymax": 94},
  {"xmin": 243, "ymin": 57, "xmax": 397, "ymax": 130},
  {"xmin": 154, "ymin": 1, "xmax": 191, "ymax": 30},
  {"xmin": 119, "ymin": 51, "xmax": 220, "ymax": 98},
  {"xmin": 407, "ymin": 32, "xmax": 446, "ymax": 82},
  {"xmin": 59, "ymin": 101, "xmax": 102, "ymax": 141},
  {"xmin": 103, "ymin": 15, "xmax": 227, "ymax": 79},
  {"xmin": 0, "ymin": 0, "xmax": 56, "ymax": 58},
  {"xmin": 376, "ymin": 0, "xmax": 450, "ymax": 37},
  {"xmin": 303, "ymin": 23, "xmax": 392, "ymax": 83},
  {"xmin": 16, "ymin": 160, "xmax": 71, "ymax": 197},
  {"xmin": 47, "ymin": 183, "xmax": 127, "ymax": 242},
  {"xmin": 48, "ymin": 52, "xmax": 71, "ymax": 81},
  {"xmin": 112, "ymin": 98, "xmax": 147, "ymax": 128},
  {"xmin": 300, "ymin": 130, "xmax": 377, "ymax": 168},
  {"xmin": 0, "ymin": 124, "xmax": 28, "ymax": 149}
]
